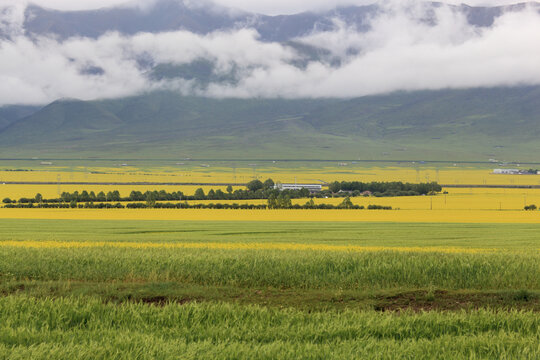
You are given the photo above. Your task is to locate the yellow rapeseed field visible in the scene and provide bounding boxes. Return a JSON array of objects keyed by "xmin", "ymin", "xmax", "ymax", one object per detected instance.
[
  {"xmin": 1, "ymin": 208, "xmax": 540, "ymax": 223},
  {"xmin": 2, "ymin": 185, "xmax": 540, "ymax": 211},
  {"xmin": 3, "ymin": 165, "xmax": 540, "ymax": 222},
  {"xmin": 0, "ymin": 184, "xmax": 240, "ymax": 199},
  {"xmin": 3, "ymin": 164, "xmax": 540, "ymax": 186},
  {"xmin": 167, "ymin": 190, "xmax": 540, "ymax": 211},
  {"xmin": 0, "ymin": 240, "xmax": 509, "ymax": 254}
]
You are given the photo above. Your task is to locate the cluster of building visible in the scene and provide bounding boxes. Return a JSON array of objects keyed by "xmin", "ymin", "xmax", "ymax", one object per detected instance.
[
  {"xmin": 274, "ymin": 183, "xmax": 322, "ymax": 193},
  {"xmin": 493, "ymin": 169, "xmax": 540, "ymax": 175}
]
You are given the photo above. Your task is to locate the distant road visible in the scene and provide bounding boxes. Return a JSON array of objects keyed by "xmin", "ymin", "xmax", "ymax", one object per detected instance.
[
  {"xmin": 2, "ymin": 158, "xmax": 540, "ymax": 165},
  {"xmin": 0, "ymin": 182, "xmax": 245, "ymax": 186},
  {"xmin": 441, "ymin": 185, "xmax": 540, "ymax": 189}
]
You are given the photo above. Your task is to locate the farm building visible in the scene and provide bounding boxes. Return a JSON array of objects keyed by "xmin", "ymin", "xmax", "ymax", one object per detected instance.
[
  {"xmin": 493, "ymin": 169, "xmax": 520, "ymax": 174},
  {"xmin": 275, "ymin": 183, "xmax": 322, "ymax": 192}
]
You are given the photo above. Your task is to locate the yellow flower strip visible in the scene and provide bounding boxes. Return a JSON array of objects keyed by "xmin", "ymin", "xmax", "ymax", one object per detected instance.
[
  {"xmin": 0, "ymin": 240, "xmax": 508, "ymax": 254},
  {"xmin": 3, "ymin": 208, "xmax": 540, "ymax": 224}
]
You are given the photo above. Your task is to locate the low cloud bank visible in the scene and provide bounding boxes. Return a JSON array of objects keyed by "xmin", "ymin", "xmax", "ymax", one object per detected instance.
[{"xmin": 1, "ymin": 2, "xmax": 539, "ymax": 105}]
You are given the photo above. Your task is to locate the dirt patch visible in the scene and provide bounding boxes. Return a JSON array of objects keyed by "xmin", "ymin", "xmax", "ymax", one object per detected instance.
[
  {"xmin": 139, "ymin": 296, "xmax": 193, "ymax": 306},
  {"xmin": 373, "ymin": 290, "xmax": 539, "ymax": 312}
]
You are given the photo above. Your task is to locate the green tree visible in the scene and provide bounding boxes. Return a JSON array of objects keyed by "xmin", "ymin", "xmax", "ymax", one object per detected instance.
[
  {"xmin": 111, "ymin": 191, "xmax": 121, "ymax": 201},
  {"xmin": 80, "ymin": 191, "xmax": 90, "ymax": 202},
  {"xmin": 226, "ymin": 185, "xmax": 233, "ymax": 194},
  {"xmin": 247, "ymin": 179, "xmax": 264, "ymax": 192},
  {"xmin": 34, "ymin": 193, "xmax": 43, "ymax": 203},
  {"xmin": 61, "ymin": 192, "xmax": 71, "ymax": 202},
  {"xmin": 329, "ymin": 181, "xmax": 341, "ymax": 193},
  {"xmin": 305, "ymin": 198, "xmax": 315, "ymax": 208},
  {"xmin": 96, "ymin": 191, "xmax": 106, "ymax": 202},
  {"xmin": 263, "ymin": 178, "xmax": 275, "ymax": 190},
  {"xmin": 277, "ymin": 194, "xmax": 292, "ymax": 209},
  {"xmin": 215, "ymin": 189, "xmax": 225, "ymax": 200},
  {"xmin": 339, "ymin": 196, "xmax": 354, "ymax": 209},
  {"xmin": 2, "ymin": 198, "xmax": 12, "ymax": 204},
  {"xmin": 146, "ymin": 192, "xmax": 156, "ymax": 208},
  {"xmin": 267, "ymin": 194, "xmax": 277, "ymax": 209},
  {"xmin": 129, "ymin": 191, "xmax": 143, "ymax": 201},
  {"xmin": 194, "ymin": 188, "xmax": 206, "ymax": 200}
]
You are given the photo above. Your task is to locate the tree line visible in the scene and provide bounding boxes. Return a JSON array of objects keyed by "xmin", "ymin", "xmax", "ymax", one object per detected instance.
[
  {"xmin": 3, "ymin": 196, "xmax": 391, "ymax": 210},
  {"xmin": 2, "ymin": 179, "xmax": 441, "ymax": 205},
  {"xmin": 327, "ymin": 181, "xmax": 442, "ymax": 196}
]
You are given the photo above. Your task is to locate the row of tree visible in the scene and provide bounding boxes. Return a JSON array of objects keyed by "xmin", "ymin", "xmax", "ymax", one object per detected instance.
[
  {"xmin": 4, "ymin": 202, "xmax": 124, "ymax": 209},
  {"xmin": 327, "ymin": 181, "xmax": 442, "ymax": 196},
  {"xmin": 4, "ymin": 198, "xmax": 392, "ymax": 210},
  {"xmin": 2, "ymin": 179, "xmax": 441, "ymax": 205}
]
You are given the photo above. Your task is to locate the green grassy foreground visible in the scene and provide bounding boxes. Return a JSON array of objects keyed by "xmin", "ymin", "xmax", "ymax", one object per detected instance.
[
  {"xmin": 0, "ymin": 297, "xmax": 538, "ymax": 359},
  {"xmin": 0, "ymin": 220, "xmax": 539, "ymax": 358}
]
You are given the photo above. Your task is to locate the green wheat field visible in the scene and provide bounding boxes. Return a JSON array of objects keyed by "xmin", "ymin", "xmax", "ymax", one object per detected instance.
[{"xmin": 0, "ymin": 220, "xmax": 539, "ymax": 359}]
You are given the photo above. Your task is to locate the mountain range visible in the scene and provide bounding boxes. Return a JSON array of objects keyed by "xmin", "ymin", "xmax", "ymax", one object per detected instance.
[
  {"xmin": 1, "ymin": 86, "xmax": 540, "ymax": 161},
  {"xmin": 19, "ymin": 1, "xmax": 537, "ymax": 41},
  {"xmin": 1, "ymin": 0, "xmax": 539, "ymax": 161}
]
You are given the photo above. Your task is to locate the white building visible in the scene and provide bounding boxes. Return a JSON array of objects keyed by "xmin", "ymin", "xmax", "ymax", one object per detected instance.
[
  {"xmin": 493, "ymin": 169, "xmax": 520, "ymax": 174},
  {"xmin": 275, "ymin": 183, "xmax": 322, "ymax": 192}
]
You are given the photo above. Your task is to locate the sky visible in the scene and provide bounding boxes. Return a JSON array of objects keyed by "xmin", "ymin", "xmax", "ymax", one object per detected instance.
[{"xmin": 1, "ymin": 0, "xmax": 540, "ymax": 105}]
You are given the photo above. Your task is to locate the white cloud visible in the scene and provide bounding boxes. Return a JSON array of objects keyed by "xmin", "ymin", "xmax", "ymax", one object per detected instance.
[
  {"xmin": 0, "ymin": 0, "xmax": 26, "ymax": 37},
  {"xmin": 1, "ymin": 1, "xmax": 540, "ymax": 105},
  {"xmin": 205, "ymin": 4, "xmax": 540, "ymax": 98},
  {"xmin": 0, "ymin": 28, "xmax": 299, "ymax": 105}
]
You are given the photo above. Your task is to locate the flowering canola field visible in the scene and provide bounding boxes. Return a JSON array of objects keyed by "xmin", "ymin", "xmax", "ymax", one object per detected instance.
[
  {"xmin": 1, "ymin": 208, "xmax": 540, "ymax": 223},
  {"xmin": 2, "ymin": 164, "xmax": 540, "ymax": 185},
  {"xmin": 2, "ymin": 165, "xmax": 540, "ymax": 222}
]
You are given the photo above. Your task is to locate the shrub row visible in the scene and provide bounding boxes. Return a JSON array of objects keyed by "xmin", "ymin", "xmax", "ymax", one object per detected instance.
[{"xmin": 3, "ymin": 202, "xmax": 392, "ymax": 210}]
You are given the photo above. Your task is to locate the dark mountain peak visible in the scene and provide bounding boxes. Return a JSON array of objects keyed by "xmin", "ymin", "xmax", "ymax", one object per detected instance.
[
  {"xmin": 19, "ymin": 1, "xmax": 540, "ymax": 42},
  {"xmin": 23, "ymin": 0, "xmax": 241, "ymax": 39}
]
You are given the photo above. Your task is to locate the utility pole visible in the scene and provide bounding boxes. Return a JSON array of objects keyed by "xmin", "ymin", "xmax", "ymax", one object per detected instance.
[{"xmin": 57, "ymin": 174, "xmax": 61, "ymax": 196}]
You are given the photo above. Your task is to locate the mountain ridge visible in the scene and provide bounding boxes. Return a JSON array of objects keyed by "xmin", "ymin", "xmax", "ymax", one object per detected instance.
[
  {"xmin": 18, "ymin": 1, "xmax": 540, "ymax": 42},
  {"xmin": 1, "ymin": 87, "xmax": 539, "ymax": 161}
]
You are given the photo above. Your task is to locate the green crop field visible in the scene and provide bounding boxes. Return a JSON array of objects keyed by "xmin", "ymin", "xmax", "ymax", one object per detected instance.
[
  {"xmin": 0, "ymin": 220, "xmax": 539, "ymax": 358},
  {"xmin": 1, "ymin": 298, "xmax": 539, "ymax": 359}
]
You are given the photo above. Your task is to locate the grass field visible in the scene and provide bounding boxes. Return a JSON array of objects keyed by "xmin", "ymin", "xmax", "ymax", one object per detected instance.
[
  {"xmin": 0, "ymin": 220, "xmax": 539, "ymax": 358},
  {"xmin": 1, "ymin": 297, "xmax": 538, "ymax": 359}
]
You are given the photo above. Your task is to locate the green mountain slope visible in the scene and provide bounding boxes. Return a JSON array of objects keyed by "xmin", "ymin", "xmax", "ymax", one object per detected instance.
[
  {"xmin": 1, "ymin": 87, "xmax": 539, "ymax": 161},
  {"xmin": 0, "ymin": 105, "xmax": 41, "ymax": 130}
]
